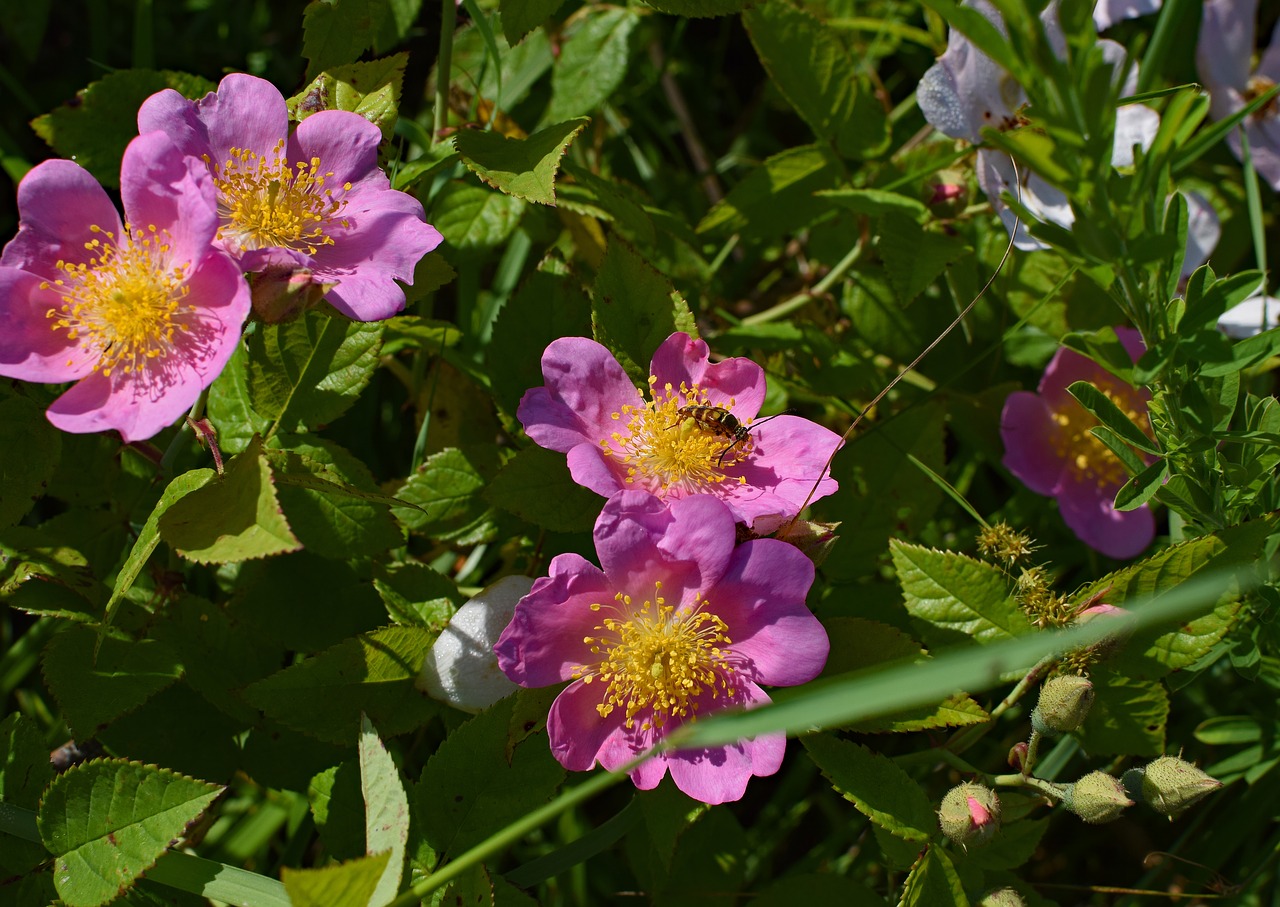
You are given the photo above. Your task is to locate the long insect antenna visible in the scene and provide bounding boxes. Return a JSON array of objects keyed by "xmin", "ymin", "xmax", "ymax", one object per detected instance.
[
  {"xmin": 778, "ymin": 157, "xmax": 1027, "ymax": 537},
  {"xmin": 748, "ymin": 410, "xmax": 789, "ymax": 429}
]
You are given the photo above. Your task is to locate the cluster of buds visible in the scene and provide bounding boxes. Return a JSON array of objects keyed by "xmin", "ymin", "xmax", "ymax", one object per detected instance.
[
  {"xmin": 1122, "ymin": 756, "xmax": 1222, "ymax": 819},
  {"xmin": 976, "ymin": 521, "xmax": 1038, "ymax": 567},
  {"xmin": 938, "ymin": 782, "xmax": 1001, "ymax": 848}
]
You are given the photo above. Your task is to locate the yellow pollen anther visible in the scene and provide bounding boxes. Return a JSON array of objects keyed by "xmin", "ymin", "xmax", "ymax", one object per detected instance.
[
  {"xmin": 600, "ymin": 379, "xmax": 757, "ymax": 496},
  {"xmin": 43, "ymin": 222, "xmax": 193, "ymax": 377},
  {"xmin": 571, "ymin": 587, "xmax": 735, "ymax": 731},
  {"xmin": 208, "ymin": 139, "xmax": 347, "ymax": 254}
]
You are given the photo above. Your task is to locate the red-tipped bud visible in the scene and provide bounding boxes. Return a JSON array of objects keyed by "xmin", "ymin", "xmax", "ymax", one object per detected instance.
[
  {"xmin": 1122, "ymin": 756, "xmax": 1222, "ymax": 819},
  {"xmin": 1073, "ymin": 603, "xmax": 1137, "ymax": 659},
  {"xmin": 938, "ymin": 782, "xmax": 1001, "ymax": 848},
  {"xmin": 1007, "ymin": 741, "xmax": 1029, "ymax": 772},
  {"xmin": 1031, "ymin": 675, "xmax": 1095, "ymax": 735},
  {"xmin": 1062, "ymin": 771, "xmax": 1133, "ymax": 824}
]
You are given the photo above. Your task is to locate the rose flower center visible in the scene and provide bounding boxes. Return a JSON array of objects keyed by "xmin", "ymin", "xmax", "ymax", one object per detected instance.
[
  {"xmin": 43, "ymin": 223, "xmax": 192, "ymax": 377},
  {"xmin": 206, "ymin": 138, "xmax": 350, "ymax": 254},
  {"xmin": 1051, "ymin": 378, "xmax": 1150, "ymax": 489},
  {"xmin": 601, "ymin": 378, "xmax": 753, "ymax": 495},
  {"xmin": 573, "ymin": 583, "xmax": 736, "ymax": 731}
]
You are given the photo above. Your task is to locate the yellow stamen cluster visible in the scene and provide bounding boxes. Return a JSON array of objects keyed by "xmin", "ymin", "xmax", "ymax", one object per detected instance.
[
  {"xmin": 205, "ymin": 139, "xmax": 351, "ymax": 254},
  {"xmin": 1050, "ymin": 380, "xmax": 1150, "ymax": 490},
  {"xmin": 1246, "ymin": 75, "xmax": 1279, "ymax": 120},
  {"xmin": 43, "ymin": 223, "xmax": 191, "ymax": 377},
  {"xmin": 572, "ymin": 583, "xmax": 736, "ymax": 731},
  {"xmin": 601, "ymin": 377, "xmax": 750, "ymax": 495},
  {"xmin": 976, "ymin": 521, "xmax": 1039, "ymax": 567}
]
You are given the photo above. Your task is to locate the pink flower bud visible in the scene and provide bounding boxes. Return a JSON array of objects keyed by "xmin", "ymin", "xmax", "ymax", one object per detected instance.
[{"xmin": 938, "ymin": 782, "xmax": 1001, "ymax": 847}]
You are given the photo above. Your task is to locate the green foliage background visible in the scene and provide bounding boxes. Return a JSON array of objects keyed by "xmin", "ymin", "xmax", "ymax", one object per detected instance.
[{"xmin": 2, "ymin": 0, "xmax": 1280, "ymax": 905}]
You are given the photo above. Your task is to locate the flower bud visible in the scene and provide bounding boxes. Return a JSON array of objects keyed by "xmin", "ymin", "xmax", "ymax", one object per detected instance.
[
  {"xmin": 1123, "ymin": 756, "xmax": 1222, "ymax": 819},
  {"xmin": 1062, "ymin": 770, "xmax": 1133, "ymax": 824},
  {"xmin": 938, "ymin": 782, "xmax": 1001, "ymax": 848},
  {"xmin": 1007, "ymin": 741, "xmax": 1028, "ymax": 772},
  {"xmin": 979, "ymin": 889, "xmax": 1027, "ymax": 907},
  {"xmin": 1030, "ymin": 675, "xmax": 1095, "ymax": 735},
  {"xmin": 1073, "ymin": 603, "xmax": 1137, "ymax": 659}
]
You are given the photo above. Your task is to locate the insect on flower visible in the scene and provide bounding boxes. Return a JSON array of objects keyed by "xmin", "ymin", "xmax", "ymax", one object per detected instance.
[{"xmin": 671, "ymin": 405, "xmax": 786, "ymax": 467}]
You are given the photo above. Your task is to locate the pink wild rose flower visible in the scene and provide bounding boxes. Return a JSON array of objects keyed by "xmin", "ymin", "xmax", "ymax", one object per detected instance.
[
  {"xmin": 517, "ymin": 332, "xmax": 842, "ymax": 526},
  {"xmin": 1001, "ymin": 327, "xmax": 1155, "ymax": 558},
  {"xmin": 138, "ymin": 73, "xmax": 443, "ymax": 321},
  {"xmin": 494, "ymin": 491, "xmax": 829, "ymax": 804},
  {"xmin": 0, "ymin": 132, "xmax": 250, "ymax": 442}
]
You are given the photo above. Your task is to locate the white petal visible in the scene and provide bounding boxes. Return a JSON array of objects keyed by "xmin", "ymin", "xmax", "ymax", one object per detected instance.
[
  {"xmin": 417, "ymin": 574, "xmax": 533, "ymax": 713},
  {"xmin": 1182, "ymin": 191, "xmax": 1221, "ymax": 278},
  {"xmin": 1093, "ymin": 0, "xmax": 1162, "ymax": 32},
  {"xmin": 1112, "ymin": 104, "xmax": 1160, "ymax": 167},
  {"xmin": 1219, "ymin": 294, "xmax": 1280, "ymax": 339}
]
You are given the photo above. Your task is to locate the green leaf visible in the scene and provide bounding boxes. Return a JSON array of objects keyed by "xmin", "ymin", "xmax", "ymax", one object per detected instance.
[
  {"xmin": 878, "ymin": 213, "xmax": 968, "ymax": 304},
  {"xmin": 243, "ymin": 626, "xmax": 439, "ymax": 745},
  {"xmin": 956, "ymin": 817, "xmax": 1049, "ymax": 871},
  {"xmin": 282, "ymin": 851, "xmax": 392, "ymax": 907},
  {"xmin": 158, "ymin": 436, "xmax": 302, "ymax": 565},
  {"xmin": 360, "ymin": 715, "xmax": 409, "ymax": 907},
  {"xmin": 302, "ymin": 0, "xmax": 392, "ymax": 79},
  {"xmin": 392, "ymin": 446, "xmax": 500, "ymax": 540},
  {"xmin": 309, "ymin": 762, "xmax": 366, "ymax": 862},
  {"xmin": 544, "ymin": 8, "xmax": 639, "ymax": 123},
  {"xmin": 899, "ymin": 847, "xmax": 969, "ymax": 906},
  {"xmin": 1067, "ymin": 380, "xmax": 1160, "ymax": 455},
  {"xmin": 803, "ymin": 734, "xmax": 935, "ymax": 842},
  {"xmin": 429, "ymin": 180, "xmax": 527, "ymax": 249},
  {"xmin": 891, "ymin": 541, "xmax": 1031, "ymax": 647},
  {"xmin": 43, "ymin": 624, "xmax": 183, "ymax": 739},
  {"xmin": 455, "ymin": 118, "xmax": 589, "ymax": 205},
  {"xmin": 742, "ymin": 1, "xmax": 867, "ymax": 157},
  {"xmin": 637, "ymin": 778, "xmax": 707, "ymax": 871},
  {"xmin": 1088, "ymin": 518, "xmax": 1274, "ymax": 678},
  {"xmin": 818, "ymin": 187, "xmax": 929, "ymax": 221},
  {"xmin": 696, "ymin": 144, "xmax": 843, "ymax": 241},
  {"xmin": 484, "ymin": 446, "xmax": 602, "ymax": 533},
  {"xmin": 99, "ymin": 469, "xmax": 215, "ymax": 646},
  {"xmin": 0, "ymin": 713, "xmax": 55, "ymax": 875},
  {"xmin": 591, "ymin": 237, "xmax": 697, "ymax": 381},
  {"xmin": 289, "ymin": 53, "xmax": 409, "ymax": 139},
  {"xmin": 748, "ymin": 873, "xmax": 884, "ymax": 907},
  {"xmin": 247, "ymin": 311, "xmax": 384, "ymax": 434},
  {"xmin": 373, "ymin": 560, "xmax": 464, "ymax": 627},
  {"xmin": 207, "ymin": 340, "xmax": 271, "ymax": 455},
  {"xmin": 416, "ymin": 696, "xmax": 565, "ymax": 857},
  {"xmin": 642, "ymin": 0, "xmax": 749, "ymax": 14},
  {"xmin": 1077, "ymin": 671, "xmax": 1169, "ymax": 756},
  {"xmin": 31, "ymin": 70, "xmax": 215, "ymax": 187},
  {"xmin": 488, "ymin": 268, "xmax": 593, "ymax": 416},
  {"xmin": 267, "ymin": 435, "xmax": 405, "ymax": 558},
  {"xmin": 500, "ymin": 0, "xmax": 566, "ymax": 45},
  {"xmin": 0, "ymin": 392, "xmax": 61, "ymax": 528},
  {"xmin": 38, "ymin": 760, "xmax": 222, "ymax": 907}
]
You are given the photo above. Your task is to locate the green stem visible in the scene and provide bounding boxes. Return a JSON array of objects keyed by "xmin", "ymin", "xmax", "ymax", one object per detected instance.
[
  {"xmin": 159, "ymin": 387, "xmax": 209, "ymax": 476},
  {"xmin": 992, "ymin": 773, "xmax": 1067, "ymax": 801},
  {"xmin": 434, "ymin": 1, "xmax": 458, "ymax": 142},
  {"xmin": 0, "ymin": 618, "xmax": 58, "ymax": 701},
  {"xmin": 945, "ymin": 654, "xmax": 1054, "ymax": 756},
  {"xmin": 385, "ymin": 754, "xmax": 652, "ymax": 906},
  {"xmin": 740, "ymin": 240, "xmax": 862, "ymax": 326}
]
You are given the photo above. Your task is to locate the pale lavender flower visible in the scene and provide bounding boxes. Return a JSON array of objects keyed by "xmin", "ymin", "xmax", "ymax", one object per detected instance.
[
  {"xmin": 1094, "ymin": 0, "xmax": 1162, "ymax": 31},
  {"xmin": 1197, "ymin": 0, "xmax": 1280, "ymax": 191}
]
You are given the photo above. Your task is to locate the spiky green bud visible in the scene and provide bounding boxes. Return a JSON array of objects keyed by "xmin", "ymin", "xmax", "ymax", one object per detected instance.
[
  {"xmin": 938, "ymin": 782, "xmax": 1000, "ymax": 847},
  {"xmin": 1122, "ymin": 756, "xmax": 1222, "ymax": 819},
  {"xmin": 1062, "ymin": 771, "xmax": 1133, "ymax": 824},
  {"xmin": 1031, "ymin": 674, "xmax": 1095, "ymax": 736},
  {"xmin": 979, "ymin": 888, "xmax": 1027, "ymax": 907}
]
